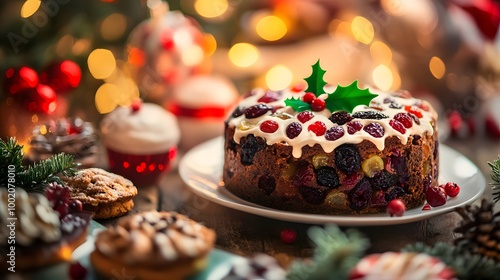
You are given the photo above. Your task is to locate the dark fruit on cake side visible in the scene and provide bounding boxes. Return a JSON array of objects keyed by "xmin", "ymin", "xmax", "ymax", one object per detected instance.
[{"xmin": 223, "ymin": 126, "xmax": 439, "ymax": 215}]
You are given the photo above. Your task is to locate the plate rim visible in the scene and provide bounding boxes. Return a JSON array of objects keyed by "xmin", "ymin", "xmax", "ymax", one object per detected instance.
[{"xmin": 179, "ymin": 137, "xmax": 486, "ymax": 225}]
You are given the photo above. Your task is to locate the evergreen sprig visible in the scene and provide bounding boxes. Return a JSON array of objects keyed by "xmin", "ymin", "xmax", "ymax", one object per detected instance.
[
  {"xmin": 287, "ymin": 224, "xmax": 369, "ymax": 280},
  {"xmin": 402, "ymin": 242, "xmax": 500, "ymax": 280},
  {"xmin": 0, "ymin": 138, "xmax": 78, "ymax": 193},
  {"xmin": 488, "ymin": 156, "xmax": 500, "ymax": 204}
]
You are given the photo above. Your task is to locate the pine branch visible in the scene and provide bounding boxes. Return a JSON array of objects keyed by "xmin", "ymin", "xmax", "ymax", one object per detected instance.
[
  {"xmin": 0, "ymin": 137, "xmax": 24, "ymax": 187},
  {"xmin": 402, "ymin": 242, "xmax": 500, "ymax": 280},
  {"xmin": 488, "ymin": 156, "xmax": 500, "ymax": 204}
]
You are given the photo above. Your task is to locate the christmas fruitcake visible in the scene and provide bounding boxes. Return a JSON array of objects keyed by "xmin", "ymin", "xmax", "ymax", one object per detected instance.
[{"xmin": 223, "ymin": 62, "xmax": 438, "ymax": 215}]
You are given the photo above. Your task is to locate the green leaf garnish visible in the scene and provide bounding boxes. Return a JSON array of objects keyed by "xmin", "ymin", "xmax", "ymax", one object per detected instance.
[
  {"xmin": 325, "ymin": 80, "xmax": 377, "ymax": 113},
  {"xmin": 304, "ymin": 59, "xmax": 327, "ymax": 97},
  {"xmin": 284, "ymin": 97, "xmax": 311, "ymax": 112}
]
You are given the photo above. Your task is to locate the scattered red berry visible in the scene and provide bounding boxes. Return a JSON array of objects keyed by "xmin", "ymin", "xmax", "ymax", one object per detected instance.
[
  {"xmin": 260, "ymin": 120, "xmax": 279, "ymax": 133},
  {"xmin": 485, "ymin": 114, "xmax": 500, "ymax": 139},
  {"xmin": 389, "ymin": 119, "xmax": 406, "ymax": 134},
  {"xmin": 280, "ymin": 229, "xmax": 297, "ymax": 244},
  {"xmin": 404, "ymin": 105, "xmax": 423, "ymax": 118},
  {"xmin": 422, "ymin": 203, "xmax": 431, "ymax": 211},
  {"xmin": 297, "ymin": 111, "xmax": 314, "ymax": 123},
  {"xmin": 69, "ymin": 199, "xmax": 83, "ymax": 213},
  {"xmin": 311, "ymin": 98, "xmax": 326, "ymax": 111},
  {"xmin": 393, "ymin": 113, "xmax": 413, "ymax": 128},
  {"xmin": 386, "ymin": 199, "xmax": 406, "ymax": 217},
  {"xmin": 302, "ymin": 92, "xmax": 316, "ymax": 103},
  {"xmin": 308, "ymin": 121, "xmax": 327, "ymax": 136},
  {"xmin": 442, "ymin": 182, "xmax": 460, "ymax": 197},
  {"xmin": 448, "ymin": 111, "xmax": 463, "ymax": 137},
  {"xmin": 291, "ymin": 83, "xmax": 306, "ymax": 92},
  {"xmin": 131, "ymin": 99, "xmax": 142, "ymax": 112},
  {"xmin": 69, "ymin": 261, "xmax": 87, "ymax": 280},
  {"xmin": 425, "ymin": 186, "xmax": 447, "ymax": 207}
]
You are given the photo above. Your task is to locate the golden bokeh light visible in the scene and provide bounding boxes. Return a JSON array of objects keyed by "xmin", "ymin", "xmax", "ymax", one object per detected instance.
[
  {"xmin": 203, "ymin": 33, "xmax": 217, "ymax": 56},
  {"xmin": 389, "ymin": 63, "xmax": 401, "ymax": 90},
  {"xmin": 21, "ymin": 0, "xmax": 41, "ymax": 18},
  {"xmin": 351, "ymin": 16, "xmax": 374, "ymax": 44},
  {"xmin": 95, "ymin": 83, "xmax": 120, "ymax": 114},
  {"xmin": 266, "ymin": 65, "xmax": 293, "ymax": 91},
  {"xmin": 228, "ymin": 43, "xmax": 259, "ymax": 68},
  {"xmin": 88, "ymin": 49, "xmax": 116, "ymax": 79},
  {"xmin": 429, "ymin": 56, "xmax": 446, "ymax": 79},
  {"xmin": 381, "ymin": 0, "xmax": 404, "ymax": 16},
  {"xmin": 194, "ymin": 0, "xmax": 228, "ymax": 18},
  {"xmin": 372, "ymin": 64, "xmax": 393, "ymax": 91},
  {"xmin": 181, "ymin": 45, "xmax": 204, "ymax": 67},
  {"xmin": 370, "ymin": 41, "xmax": 392, "ymax": 66},
  {"xmin": 101, "ymin": 13, "xmax": 127, "ymax": 41},
  {"xmin": 256, "ymin": 15, "xmax": 287, "ymax": 41}
]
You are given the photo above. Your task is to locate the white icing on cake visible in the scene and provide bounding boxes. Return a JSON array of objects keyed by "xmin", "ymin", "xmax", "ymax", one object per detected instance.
[
  {"xmin": 228, "ymin": 87, "xmax": 437, "ymax": 158},
  {"xmin": 100, "ymin": 103, "xmax": 180, "ymax": 154},
  {"xmin": 172, "ymin": 75, "xmax": 238, "ymax": 109}
]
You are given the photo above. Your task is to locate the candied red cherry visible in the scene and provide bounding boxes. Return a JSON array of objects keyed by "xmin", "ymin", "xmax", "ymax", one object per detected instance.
[
  {"xmin": 325, "ymin": 126, "xmax": 344, "ymax": 141},
  {"xmin": 260, "ymin": 120, "xmax": 279, "ymax": 133},
  {"xmin": 404, "ymin": 105, "xmax": 423, "ymax": 118},
  {"xmin": 386, "ymin": 199, "xmax": 406, "ymax": 217},
  {"xmin": 244, "ymin": 104, "xmax": 271, "ymax": 119},
  {"xmin": 425, "ymin": 186, "xmax": 447, "ymax": 207},
  {"xmin": 346, "ymin": 121, "xmax": 363, "ymax": 134},
  {"xmin": 389, "ymin": 119, "xmax": 406, "ymax": 134},
  {"xmin": 363, "ymin": 122, "xmax": 385, "ymax": 138},
  {"xmin": 442, "ymin": 182, "xmax": 460, "ymax": 197},
  {"xmin": 297, "ymin": 111, "xmax": 314, "ymax": 123},
  {"xmin": 308, "ymin": 121, "xmax": 327, "ymax": 136},
  {"xmin": 258, "ymin": 90, "xmax": 282, "ymax": 103},
  {"xmin": 69, "ymin": 199, "xmax": 83, "ymax": 213},
  {"xmin": 302, "ymin": 92, "xmax": 316, "ymax": 103},
  {"xmin": 286, "ymin": 122, "xmax": 302, "ymax": 139},
  {"xmin": 394, "ymin": 113, "xmax": 413, "ymax": 128},
  {"xmin": 311, "ymin": 98, "xmax": 326, "ymax": 111},
  {"xmin": 329, "ymin": 111, "xmax": 353, "ymax": 125}
]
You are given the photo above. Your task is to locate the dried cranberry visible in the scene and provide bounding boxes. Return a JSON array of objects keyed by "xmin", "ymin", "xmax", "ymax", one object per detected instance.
[
  {"xmin": 297, "ymin": 111, "xmax": 314, "ymax": 123},
  {"xmin": 257, "ymin": 90, "xmax": 282, "ymax": 103},
  {"xmin": 433, "ymin": 140, "xmax": 439, "ymax": 159},
  {"xmin": 311, "ymin": 98, "xmax": 326, "ymax": 111},
  {"xmin": 299, "ymin": 186, "xmax": 326, "ymax": 204},
  {"xmin": 286, "ymin": 122, "xmax": 302, "ymax": 139},
  {"xmin": 329, "ymin": 111, "xmax": 353, "ymax": 125},
  {"xmin": 363, "ymin": 122, "xmax": 385, "ymax": 138},
  {"xmin": 280, "ymin": 229, "xmax": 297, "ymax": 244},
  {"xmin": 308, "ymin": 121, "xmax": 327, "ymax": 136},
  {"xmin": 394, "ymin": 113, "xmax": 413, "ymax": 128},
  {"xmin": 315, "ymin": 167, "xmax": 340, "ymax": 188},
  {"xmin": 346, "ymin": 121, "xmax": 363, "ymax": 134},
  {"xmin": 334, "ymin": 144, "xmax": 361, "ymax": 174},
  {"xmin": 293, "ymin": 163, "xmax": 314, "ymax": 188},
  {"xmin": 260, "ymin": 120, "xmax": 279, "ymax": 133},
  {"xmin": 352, "ymin": 111, "xmax": 388, "ymax": 120},
  {"xmin": 258, "ymin": 174, "xmax": 276, "ymax": 195},
  {"xmin": 389, "ymin": 119, "xmax": 406, "ymax": 134},
  {"xmin": 325, "ymin": 126, "xmax": 345, "ymax": 141},
  {"xmin": 244, "ymin": 104, "xmax": 271, "ymax": 119},
  {"xmin": 348, "ymin": 179, "xmax": 373, "ymax": 210}
]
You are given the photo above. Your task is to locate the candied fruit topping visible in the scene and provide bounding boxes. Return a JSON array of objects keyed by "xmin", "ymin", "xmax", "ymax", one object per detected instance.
[
  {"xmin": 302, "ymin": 92, "xmax": 316, "ymax": 103},
  {"xmin": 363, "ymin": 122, "xmax": 385, "ymax": 138},
  {"xmin": 286, "ymin": 122, "xmax": 302, "ymax": 139},
  {"xmin": 241, "ymin": 135, "xmax": 263, "ymax": 165},
  {"xmin": 348, "ymin": 179, "xmax": 373, "ymax": 210},
  {"xmin": 334, "ymin": 144, "xmax": 361, "ymax": 174},
  {"xmin": 389, "ymin": 119, "xmax": 406, "ymax": 134},
  {"xmin": 308, "ymin": 121, "xmax": 327, "ymax": 136},
  {"xmin": 299, "ymin": 186, "xmax": 326, "ymax": 205},
  {"xmin": 325, "ymin": 126, "xmax": 345, "ymax": 141},
  {"xmin": 244, "ymin": 104, "xmax": 272, "ymax": 119},
  {"xmin": 316, "ymin": 167, "xmax": 340, "ymax": 188},
  {"xmin": 361, "ymin": 155, "xmax": 384, "ymax": 178},
  {"xmin": 325, "ymin": 190, "xmax": 348, "ymax": 208},
  {"xmin": 297, "ymin": 111, "xmax": 314, "ymax": 123},
  {"xmin": 404, "ymin": 105, "xmax": 423, "ymax": 118},
  {"xmin": 329, "ymin": 111, "xmax": 353, "ymax": 125},
  {"xmin": 260, "ymin": 120, "xmax": 279, "ymax": 133},
  {"xmin": 394, "ymin": 113, "xmax": 413, "ymax": 128},
  {"xmin": 311, "ymin": 98, "xmax": 326, "ymax": 111},
  {"xmin": 312, "ymin": 154, "xmax": 329, "ymax": 169},
  {"xmin": 273, "ymin": 112, "xmax": 293, "ymax": 120},
  {"xmin": 238, "ymin": 120, "xmax": 255, "ymax": 131},
  {"xmin": 346, "ymin": 121, "xmax": 363, "ymax": 134},
  {"xmin": 258, "ymin": 174, "xmax": 276, "ymax": 195},
  {"xmin": 257, "ymin": 90, "xmax": 282, "ymax": 103},
  {"xmin": 352, "ymin": 111, "xmax": 388, "ymax": 120}
]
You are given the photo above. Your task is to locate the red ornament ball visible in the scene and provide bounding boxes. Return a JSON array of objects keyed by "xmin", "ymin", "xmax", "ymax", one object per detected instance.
[
  {"xmin": 22, "ymin": 84, "xmax": 58, "ymax": 114},
  {"xmin": 386, "ymin": 199, "xmax": 405, "ymax": 217},
  {"xmin": 280, "ymin": 229, "xmax": 297, "ymax": 244},
  {"xmin": 4, "ymin": 67, "xmax": 39, "ymax": 95},
  {"xmin": 40, "ymin": 60, "xmax": 81, "ymax": 93}
]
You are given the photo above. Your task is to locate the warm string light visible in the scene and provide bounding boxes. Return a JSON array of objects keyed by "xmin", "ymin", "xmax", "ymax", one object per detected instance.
[
  {"xmin": 429, "ymin": 56, "xmax": 446, "ymax": 79},
  {"xmin": 228, "ymin": 43, "xmax": 259, "ymax": 67},
  {"xmin": 194, "ymin": 0, "xmax": 229, "ymax": 19},
  {"xmin": 266, "ymin": 65, "xmax": 293, "ymax": 90},
  {"xmin": 20, "ymin": 0, "xmax": 41, "ymax": 18}
]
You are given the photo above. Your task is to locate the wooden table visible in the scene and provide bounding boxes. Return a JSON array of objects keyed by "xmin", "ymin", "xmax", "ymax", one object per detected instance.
[{"xmin": 101, "ymin": 136, "xmax": 500, "ymax": 268}]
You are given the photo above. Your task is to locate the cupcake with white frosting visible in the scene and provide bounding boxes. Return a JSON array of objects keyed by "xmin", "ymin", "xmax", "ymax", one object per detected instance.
[{"xmin": 100, "ymin": 101, "xmax": 180, "ymax": 186}]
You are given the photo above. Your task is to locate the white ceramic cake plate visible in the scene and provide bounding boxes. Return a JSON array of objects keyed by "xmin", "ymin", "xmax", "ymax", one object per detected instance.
[{"xmin": 179, "ymin": 137, "xmax": 486, "ymax": 226}]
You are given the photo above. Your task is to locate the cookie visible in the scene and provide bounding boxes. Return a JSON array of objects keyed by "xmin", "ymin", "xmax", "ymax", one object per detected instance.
[{"xmin": 64, "ymin": 168, "xmax": 138, "ymax": 219}]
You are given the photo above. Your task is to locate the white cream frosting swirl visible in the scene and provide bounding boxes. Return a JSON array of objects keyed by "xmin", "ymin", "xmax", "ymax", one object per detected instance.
[{"xmin": 100, "ymin": 103, "xmax": 180, "ymax": 154}]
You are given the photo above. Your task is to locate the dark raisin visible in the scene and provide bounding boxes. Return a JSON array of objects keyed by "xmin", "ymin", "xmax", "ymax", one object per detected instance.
[
  {"xmin": 334, "ymin": 144, "xmax": 361, "ymax": 174},
  {"xmin": 385, "ymin": 186, "xmax": 406, "ymax": 201},
  {"xmin": 324, "ymin": 126, "xmax": 344, "ymax": 141},
  {"xmin": 348, "ymin": 178, "xmax": 373, "ymax": 210},
  {"xmin": 258, "ymin": 174, "xmax": 276, "ymax": 195},
  {"xmin": 316, "ymin": 167, "xmax": 340, "ymax": 188},
  {"xmin": 409, "ymin": 113, "xmax": 421, "ymax": 125},
  {"xmin": 241, "ymin": 135, "xmax": 263, "ymax": 165},
  {"xmin": 363, "ymin": 122, "xmax": 385, "ymax": 138},
  {"xmin": 389, "ymin": 155, "xmax": 409, "ymax": 185},
  {"xmin": 352, "ymin": 111, "xmax": 389, "ymax": 120},
  {"xmin": 369, "ymin": 171, "xmax": 396, "ymax": 190},
  {"xmin": 231, "ymin": 106, "xmax": 244, "ymax": 118},
  {"xmin": 299, "ymin": 186, "xmax": 326, "ymax": 204},
  {"xmin": 423, "ymin": 173, "xmax": 432, "ymax": 191},
  {"xmin": 389, "ymin": 102, "xmax": 402, "ymax": 109},
  {"xmin": 257, "ymin": 90, "xmax": 282, "ymax": 103},
  {"xmin": 244, "ymin": 104, "xmax": 272, "ymax": 119},
  {"xmin": 328, "ymin": 111, "xmax": 353, "ymax": 125},
  {"xmin": 412, "ymin": 135, "xmax": 421, "ymax": 145},
  {"xmin": 433, "ymin": 140, "xmax": 439, "ymax": 159},
  {"xmin": 286, "ymin": 122, "xmax": 302, "ymax": 139},
  {"xmin": 383, "ymin": 97, "xmax": 394, "ymax": 104}
]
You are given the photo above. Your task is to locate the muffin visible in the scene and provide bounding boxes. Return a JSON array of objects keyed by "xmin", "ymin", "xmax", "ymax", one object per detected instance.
[
  {"xmin": 28, "ymin": 117, "xmax": 99, "ymax": 167},
  {"xmin": 100, "ymin": 101, "xmax": 180, "ymax": 186},
  {"xmin": 221, "ymin": 253, "xmax": 286, "ymax": 280},
  {"xmin": 0, "ymin": 187, "xmax": 90, "ymax": 271},
  {"xmin": 169, "ymin": 75, "xmax": 238, "ymax": 150},
  {"xmin": 90, "ymin": 211, "xmax": 216, "ymax": 280},
  {"xmin": 64, "ymin": 168, "xmax": 138, "ymax": 219}
]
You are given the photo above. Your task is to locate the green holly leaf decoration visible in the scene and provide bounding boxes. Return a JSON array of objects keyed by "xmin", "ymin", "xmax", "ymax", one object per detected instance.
[
  {"xmin": 304, "ymin": 59, "xmax": 328, "ymax": 97},
  {"xmin": 325, "ymin": 80, "xmax": 377, "ymax": 113},
  {"xmin": 284, "ymin": 97, "xmax": 311, "ymax": 112}
]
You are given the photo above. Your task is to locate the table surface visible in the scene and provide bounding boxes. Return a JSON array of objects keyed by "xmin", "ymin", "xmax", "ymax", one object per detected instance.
[{"xmin": 100, "ymin": 135, "xmax": 500, "ymax": 268}]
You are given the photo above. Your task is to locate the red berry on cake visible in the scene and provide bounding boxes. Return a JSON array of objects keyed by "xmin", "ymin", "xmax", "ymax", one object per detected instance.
[
  {"xmin": 404, "ymin": 105, "xmax": 423, "ymax": 118},
  {"xmin": 258, "ymin": 90, "xmax": 282, "ymax": 103},
  {"xmin": 308, "ymin": 121, "xmax": 327, "ymax": 136},
  {"xmin": 260, "ymin": 120, "xmax": 279, "ymax": 133},
  {"xmin": 394, "ymin": 112, "xmax": 413, "ymax": 128},
  {"xmin": 286, "ymin": 122, "xmax": 302, "ymax": 139},
  {"xmin": 297, "ymin": 111, "xmax": 314, "ymax": 123},
  {"xmin": 363, "ymin": 122, "xmax": 385, "ymax": 138},
  {"xmin": 280, "ymin": 229, "xmax": 297, "ymax": 244},
  {"xmin": 311, "ymin": 98, "xmax": 326, "ymax": 111},
  {"xmin": 303, "ymin": 92, "xmax": 316, "ymax": 103},
  {"xmin": 245, "ymin": 104, "xmax": 272, "ymax": 119},
  {"xmin": 442, "ymin": 182, "xmax": 460, "ymax": 197},
  {"xmin": 346, "ymin": 121, "xmax": 363, "ymax": 134},
  {"xmin": 422, "ymin": 203, "xmax": 431, "ymax": 210},
  {"xmin": 425, "ymin": 186, "xmax": 447, "ymax": 207},
  {"xmin": 131, "ymin": 99, "xmax": 142, "ymax": 112},
  {"xmin": 389, "ymin": 119, "xmax": 407, "ymax": 134},
  {"xmin": 387, "ymin": 199, "xmax": 406, "ymax": 217}
]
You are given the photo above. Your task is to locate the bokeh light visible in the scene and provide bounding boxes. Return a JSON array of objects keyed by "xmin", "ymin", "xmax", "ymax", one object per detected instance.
[
  {"xmin": 228, "ymin": 43, "xmax": 259, "ymax": 68},
  {"xmin": 266, "ymin": 65, "xmax": 293, "ymax": 91},
  {"xmin": 370, "ymin": 41, "xmax": 392, "ymax": 66},
  {"xmin": 429, "ymin": 56, "xmax": 445, "ymax": 79},
  {"xmin": 351, "ymin": 16, "xmax": 374, "ymax": 44},
  {"xmin": 256, "ymin": 15, "xmax": 287, "ymax": 41},
  {"xmin": 181, "ymin": 45, "xmax": 204, "ymax": 66},
  {"xmin": 101, "ymin": 13, "xmax": 127, "ymax": 41},
  {"xmin": 87, "ymin": 49, "xmax": 116, "ymax": 79},
  {"xmin": 372, "ymin": 64, "xmax": 393, "ymax": 91},
  {"xmin": 194, "ymin": 0, "xmax": 228, "ymax": 18},
  {"xmin": 95, "ymin": 83, "xmax": 120, "ymax": 114},
  {"xmin": 21, "ymin": 0, "xmax": 41, "ymax": 18},
  {"xmin": 203, "ymin": 33, "xmax": 217, "ymax": 56}
]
